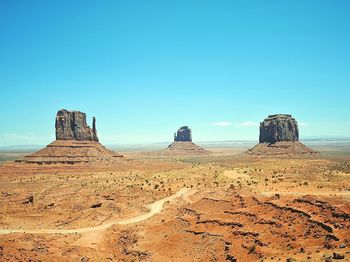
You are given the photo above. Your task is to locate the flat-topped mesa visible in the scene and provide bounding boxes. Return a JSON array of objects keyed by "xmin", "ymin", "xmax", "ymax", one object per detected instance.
[
  {"xmin": 55, "ymin": 109, "xmax": 99, "ymax": 142},
  {"xmin": 246, "ymin": 114, "xmax": 318, "ymax": 157},
  {"xmin": 174, "ymin": 126, "xmax": 192, "ymax": 142},
  {"xmin": 259, "ymin": 114, "xmax": 299, "ymax": 144}
]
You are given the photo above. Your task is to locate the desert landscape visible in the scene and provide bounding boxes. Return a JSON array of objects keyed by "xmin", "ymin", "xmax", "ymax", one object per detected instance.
[
  {"xmin": 1, "ymin": 2, "xmax": 349, "ymax": 261},
  {"xmin": 0, "ymin": 111, "xmax": 349, "ymax": 262}
]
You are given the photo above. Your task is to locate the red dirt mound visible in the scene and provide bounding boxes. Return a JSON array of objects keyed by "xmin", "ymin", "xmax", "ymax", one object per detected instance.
[
  {"xmin": 20, "ymin": 140, "xmax": 123, "ymax": 165},
  {"xmin": 165, "ymin": 141, "xmax": 210, "ymax": 155},
  {"xmin": 245, "ymin": 141, "xmax": 318, "ymax": 157}
]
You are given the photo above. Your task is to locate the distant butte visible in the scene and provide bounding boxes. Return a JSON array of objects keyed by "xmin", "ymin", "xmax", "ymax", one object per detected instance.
[
  {"xmin": 174, "ymin": 126, "xmax": 192, "ymax": 142},
  {"xmin": 246, "ymin": 114, "xmax": 318, "ymax": 157},
  {"xmin": 21, "ymin": 109, "xmax": 123, "ymax": 165},
  {"xmin": 165, "ymin": 126, "xmax": 210, "ymax": 155}
]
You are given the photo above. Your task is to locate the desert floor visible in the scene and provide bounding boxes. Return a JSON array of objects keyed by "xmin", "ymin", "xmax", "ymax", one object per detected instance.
[{"xmin": 0, "ymin": 146, "xmax": 349, "ymax": 261}]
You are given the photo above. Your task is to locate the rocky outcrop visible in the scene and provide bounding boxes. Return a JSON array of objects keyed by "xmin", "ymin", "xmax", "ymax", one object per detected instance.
[
  {"xmin": 166, "ymin": 141, "xmax": 210, "ymax": 155},
  {"xmin": 259, "ymin": 114, "xmax": 299, "ymax": 144},
  {"xmin": 246, "ymin": 114, "xmax": 318, "ymax": 157},
  {"xmin": 22, "ymin": 140, "xmax": 123, "ymax": 165},
  {"xmin": 246, "ymin": 141, "xmax": 318, "ymax": 157},
  {"xmin": 20, "ymin": 109, "xmax": 125, "ymax": 165},
  {"xmin": 174, "ymin": 126, "xmax": 192, "ymax": 142},
  {"xmin": 55, "ymin": 109, "xmax": 98, "ymax": 142},
  {"xmin": 161, "ymin": 126, "xmax": 210, "ymax": 155}
]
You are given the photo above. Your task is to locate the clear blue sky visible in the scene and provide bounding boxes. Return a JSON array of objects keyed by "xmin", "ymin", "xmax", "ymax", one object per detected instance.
[{"xmin": 0, "ymin": 1, "xmax": 349, "ymax": 146}]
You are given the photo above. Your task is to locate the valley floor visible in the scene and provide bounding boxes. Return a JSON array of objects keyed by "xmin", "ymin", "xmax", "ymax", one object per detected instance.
[{"xmin": 0, "ymin": 150, "xmax": 349, "ymax": 261}]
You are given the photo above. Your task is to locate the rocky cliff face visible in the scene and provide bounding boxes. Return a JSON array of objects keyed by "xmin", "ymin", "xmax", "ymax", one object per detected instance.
[
  {"xmin": 174, "ymin": 126, "xmax": 192, "ymax": 142},
  {"xmin": 55, "ymin": 109, "xmax": 99, "ymax": 142},
  {"xmin": 259, "ymin": 114, "xmax": 299, "ymax": 144},
  {"xmin": 246, "ymin": 114, "xmax": 317, "ymax": 156}
]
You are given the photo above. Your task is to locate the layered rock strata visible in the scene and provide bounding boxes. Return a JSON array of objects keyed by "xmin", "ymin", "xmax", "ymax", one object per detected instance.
[
  {"xmin": 55, "ymin": 109, "xmax": 98, "ymax": 142},
  {"xmin": 23, "ymin": 140, "xmax": 123, "ymax": 164},
  {"xmin": 259, "ymin": 114, "xmax": 299, "ymax": 144},
  {"xmin": 246, "ymin": 114, "xmax": 318, "ymax": 157},
  {"xmin": 21, "ymin": 109, "xmax": 123, "ymax": 164},
  {"xmin": 166, "ymin": 126, "xmax": 210, "ymax": 155}
]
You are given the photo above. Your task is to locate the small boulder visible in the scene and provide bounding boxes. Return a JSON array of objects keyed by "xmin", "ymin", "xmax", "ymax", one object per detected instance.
[
  {"xmin": 23, "ymin": 196, "xmax": 34, "ymax": 204},
  {"xmin": 90, "ymin": 203, "xmax": 102, "ymax": 208},
  {"xmin": 333, "ymin": 252, "xmax": 345, "ymax": 260}
]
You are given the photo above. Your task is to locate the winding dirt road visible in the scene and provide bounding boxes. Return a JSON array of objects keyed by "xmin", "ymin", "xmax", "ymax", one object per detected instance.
[{"xmin": 0, "ymin": 187, "xmax": 193, "ymax": 235}]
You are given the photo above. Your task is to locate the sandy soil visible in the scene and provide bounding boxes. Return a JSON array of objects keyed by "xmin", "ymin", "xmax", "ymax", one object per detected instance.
[
  {"xmin": 0, "ymin": 148, "xmax": 349, "ymax": 261},
  {"xmin": 0, "ymin": 187, "xmax": 193, "ymax": 235}
]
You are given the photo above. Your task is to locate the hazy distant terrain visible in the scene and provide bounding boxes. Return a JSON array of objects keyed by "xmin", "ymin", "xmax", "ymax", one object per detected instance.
[
  {"xmin": 1, "ymin": 138, "xmax": 350, "ymax": 163},
  {"xmin": 303, "ymin": 140, "xmax": 350, "ymax": 156}
]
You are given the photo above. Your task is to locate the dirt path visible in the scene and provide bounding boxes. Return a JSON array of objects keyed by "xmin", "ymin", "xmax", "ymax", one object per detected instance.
[{"xmin": 0, "ymin": 188, "xmax": 193, "ymax": 235}]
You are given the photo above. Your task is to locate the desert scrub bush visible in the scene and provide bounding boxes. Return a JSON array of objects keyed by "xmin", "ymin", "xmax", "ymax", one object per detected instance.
[{"xmin": 248, "ymin": 245, "xmax": 256, "ymax": 254}]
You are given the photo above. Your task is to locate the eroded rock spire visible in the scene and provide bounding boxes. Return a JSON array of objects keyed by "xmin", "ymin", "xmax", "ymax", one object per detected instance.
[{"xmin": 55, "ymin": 109, "xmax": 99, "ymax": 142}]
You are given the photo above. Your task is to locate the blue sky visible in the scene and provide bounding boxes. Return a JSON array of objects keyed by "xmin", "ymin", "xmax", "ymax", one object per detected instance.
[{"xmin": 0, "ymin": 1, "xmax": 349, "ymax": 146}]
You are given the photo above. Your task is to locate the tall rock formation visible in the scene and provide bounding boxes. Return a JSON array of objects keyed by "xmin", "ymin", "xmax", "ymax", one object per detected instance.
[
  {"xmin": 55, "ymin": 109, "xmax": 99, "ymax": 142},
  {"xmin": 174, "ymin": 126, "xmax": 192, "ymax": 142},
  {"xmin": 164, "ymin": 126, "xmax": 209, "ymax": 155},
  {"xmin": 259, "ymin": 114, "xmax": 299, "ymax": 144},
  {"xmin": 21, "ymin": 109, "xmax": 124, "ymax": 165},
  {"xmin": 246, "ymin": 114, "xmax": 317, "ymax": 157}
]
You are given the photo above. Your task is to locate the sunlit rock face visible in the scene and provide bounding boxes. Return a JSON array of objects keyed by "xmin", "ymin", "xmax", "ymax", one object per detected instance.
[
  {"xmin": 245, "ymin": 114, "xmax": 317, "ymax": 157},
  {"xmin": 55, "ymin": 109, "xmax": 98, "ymax": 142},
  {"xmin": 259, "ymin": 114, "xmax": 299, "ymax": 144}
]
